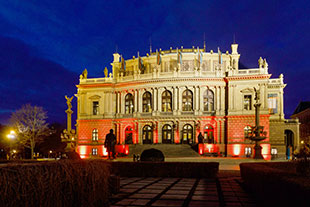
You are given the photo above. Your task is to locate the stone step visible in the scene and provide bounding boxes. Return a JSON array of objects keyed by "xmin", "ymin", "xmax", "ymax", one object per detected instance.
[{"xmin": 128, "ymin": 144, "xmax": 200, "ymax": 158}]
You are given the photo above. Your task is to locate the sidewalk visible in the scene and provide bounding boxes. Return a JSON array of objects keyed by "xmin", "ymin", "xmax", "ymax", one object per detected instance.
[{"xmin": 110, "ymin": 171, "xmax": 257, "ymax": 207}]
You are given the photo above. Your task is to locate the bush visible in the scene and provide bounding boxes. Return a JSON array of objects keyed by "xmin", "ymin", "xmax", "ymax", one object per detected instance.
[
  {"xmin": 240, "ymin": 162, "xmax": 310, "ymax": 206},
  {"xmin": 140, "ymin": 148, "xmax": 165, "ymax": 162},
  {"xmin": 0, "ymin": 160, "xmax": 110, "ymax": 207}
]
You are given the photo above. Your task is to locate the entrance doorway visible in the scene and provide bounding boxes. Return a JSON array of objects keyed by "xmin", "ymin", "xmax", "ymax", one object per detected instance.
[
  {"xmin": 143, "ymin": 125, "xmax": 153, "ymax": 144},
  {"xmin": 285, "ymin": 130, "xmax": 294, "ymax": 159},
  {"xmin": 204, "ymin": 125, "xmax": 214, "ymax": 144},
  {"xmin": 182, "ymin": 124, "xmax": 193, "ymax": 144},
  {"xmin": 125, "ymin": 126, "xmax": 133, "ymax": 144},
  {"xmin": 162, "ymin": 124, "xmax": 173, "ymax": 144}
]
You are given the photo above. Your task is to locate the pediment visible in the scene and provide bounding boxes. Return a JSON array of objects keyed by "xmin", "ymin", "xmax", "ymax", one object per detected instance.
[
  {"xmin": 89, "ymin": 95, "xmax": 101, "ymax": 100},
  {"xmin": 240, "ymin": 87, "xmax": 254, "ymax": 93}
]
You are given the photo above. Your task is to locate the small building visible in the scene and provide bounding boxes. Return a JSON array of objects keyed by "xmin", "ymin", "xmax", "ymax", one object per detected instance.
[
  {"xmin": 75, "ymin": 43, "xmax": 299, "ymax": 159},
  {"xmin": 291, "ymin": 102, "xmax": 310, "ymax": 145}
]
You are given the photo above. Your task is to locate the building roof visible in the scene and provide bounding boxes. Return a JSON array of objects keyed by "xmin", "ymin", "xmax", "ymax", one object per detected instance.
[{"xmin": 293, "ymin": 101, "xmax": 310, "ymax": 115}]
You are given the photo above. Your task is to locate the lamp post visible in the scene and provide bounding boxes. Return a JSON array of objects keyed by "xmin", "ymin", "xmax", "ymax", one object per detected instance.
[
  {"xmin": 247, "ymin": 88, "xmax": 267, "ymax": 159},
  {"xmin": 7, "ymin": 130, "xmax": 16, "ymax": 160}
]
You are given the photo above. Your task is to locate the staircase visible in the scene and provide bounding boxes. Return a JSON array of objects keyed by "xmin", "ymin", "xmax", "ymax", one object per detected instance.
[{"xmin": 128, "ymin": 144, "xmax": 200, "ymax": 158}]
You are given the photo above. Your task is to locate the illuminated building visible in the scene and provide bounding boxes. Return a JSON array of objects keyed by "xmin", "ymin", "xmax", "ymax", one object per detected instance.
[{"xmin": 75, "ymin": 43, "xmax": 299, "ymax": 159}]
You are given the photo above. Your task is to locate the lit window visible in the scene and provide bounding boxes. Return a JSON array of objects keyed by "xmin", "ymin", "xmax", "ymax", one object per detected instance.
[
  {"xmin": 245, "ymin": 147, "xmax": 252, "ymax": 157},
  {"xmin": 143, "ymin": 125, "xmax": 153, "ymax": 144},
  {"xmin": 271, "ymin": 148, "xmax": 278, "ymax": 155},
  {"xmin": 204, "ymin": 125, "xmax": 214, "ymax": 144},
  {"xmin": 162, "ymin": 124, "xmax": 172, "ymax": 143},
  {"xmin": 182, "ymin": 89, "xmax": 193, "ymax": 111},
  {"xmin": 92, "ymin": 129, "xmax": 98, "ymax": 141},
  {"xmin": 93, "ymin": 101, "xmax": 99, "ymax": 115},
  {"xmin": 244, "ymin": 95, "xmax": 252, "ymax": 110},
  {"xmin": 142, "ymin": 92, "xmax": 152, "ymax": 112},
  {"xmin": 125, "ymin": 93, "xmax": 134, "ymax": 114},
  {"xmin": 203, "ymin": 89, "xmax": 214, "ymax": 112},
  {"xmin": 182, "ymin": 124, "xmax": 193, "ymax": 144},
  {"xmin": 268, "ymin": 94, "xmax": 278, "ymax": 114},
  {"xmin": 92, "ymin": 148, "xmax": 98, "ymax": 155},
  {"xmin": 162, "ymin": 90, "xmax": 172, "ymax": 112}
]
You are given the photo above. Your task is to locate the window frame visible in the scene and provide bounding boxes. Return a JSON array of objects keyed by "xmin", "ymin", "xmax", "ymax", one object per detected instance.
[
  {"xmin": 162, "ymin": 90, "xmax": 172, "ymax": 112},
  {"xmin": 142, "ymin": 91, "xmax": 152, "ymax": 112},
  {"xmin": 182, "ymin": 89, "xmax": 193, "ymax": 111},
  {"xmin": 125, "ymin": 93, "xmax": 134, "ymax": 114}
]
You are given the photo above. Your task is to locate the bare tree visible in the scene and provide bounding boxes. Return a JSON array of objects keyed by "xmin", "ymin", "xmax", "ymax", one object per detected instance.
[{"xmin": 10, "ymin": 104, "xmax": 50, "ymax": 159}]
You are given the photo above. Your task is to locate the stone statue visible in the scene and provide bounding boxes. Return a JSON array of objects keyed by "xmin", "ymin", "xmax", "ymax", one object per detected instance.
[
  {"xmin": 258, "ymin": 57, "xmax": 263, "ymax": 68},
  {"xmin": 65, "ymin": 95, "xmax": 73, "ymax": 110},
  {"xmin": 80, "ymin": 68, "xmax": 88, "ymax": 79},
  {"xmin": 104, "ymin": 67, "xmax": 108, "ymax": 77},
  {"xmin": 263, "ymin": 58, "xmax": 268, "ymax": 68},
  {"xmin": 254, "ymin": 88, "xmax": 260, "ymax": 101}
]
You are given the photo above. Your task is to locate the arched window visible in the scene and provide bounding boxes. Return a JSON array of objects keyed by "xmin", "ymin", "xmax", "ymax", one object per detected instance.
[
  {"xmin": 204, "ymin": 125, "xmax": 214, "ymax": 144},
  {"xmin": 143, "ymin": 125, "xmax": 153, "ymax": 144},
  {"xmin": 162, "ymin": 90, "xmax": 172, "ymax": 112},
  {"xmin": 244, "ymin": 126, "xmax": 252, "ymax": 138},
  {"xmin": 203, "ymin": 89, "xmax": 214, "ymax": 112},
  {"xmin": 162, "ymin": 124, "xmax": 173, "ymax": 144},
  {"xmin": 182, "ymin": 124, "xmax": 193, "ymax": 144},
  {"xmin": 142, "ymin": 92, "xmax": 152, "ymax": 112},
  {"xmin": 125, "ymin": 93, "xmax": 134, "ymax": 114},
  {"xmin": 92, "ymin": 129, "xmax": 98, "ymax": 141},
  {"xmin": 182, "ymin": 89, "xmax": 193, "ymax": 111}
]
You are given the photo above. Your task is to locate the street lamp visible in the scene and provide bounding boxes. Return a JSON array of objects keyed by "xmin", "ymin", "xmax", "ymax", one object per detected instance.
[{"xmin": 7, "ymin": 130, "xmax": 16, "ymax": 160}]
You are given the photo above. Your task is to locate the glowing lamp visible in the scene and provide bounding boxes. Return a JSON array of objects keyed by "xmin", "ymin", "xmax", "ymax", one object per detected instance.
[
  {"xmin": 233, "ymin": 144, "xmax": 241, "ymax": 156},
  {"xmin": 103, "ymin": 147, "xmax": 108, "ymax": 156}
]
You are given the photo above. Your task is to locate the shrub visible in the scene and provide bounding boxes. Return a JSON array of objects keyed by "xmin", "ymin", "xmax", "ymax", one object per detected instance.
[
  {"xmin": 140, "ymin": 148, "xmax": 165, "ymax": 162},
  {"xmin": 0, "ymin": 160, "xmax": 110, "ymax": 207}
]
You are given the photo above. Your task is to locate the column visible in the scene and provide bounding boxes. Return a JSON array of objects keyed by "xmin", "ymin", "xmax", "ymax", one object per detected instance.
[
  {"xmin": 158, "ymin": 88, "xmax": 163, "ymax": 112},
  {"xmin": 178, "ymin": 87, "xmax": 183, "ymax": 112},
  {"xmin": 139, "ymin": 89, "xmax": 143, "ymax": 113},
  {"xmin": 134, "ymin": 89, "xmax": 138, "ymax": 114},
  {"xmin": 195, "ymin": 86, "xmax": 199, "ymax": 112},
  {"xmin": 200, "ymin": 86, "xmax": 204, "ymax": 112},
  {"xmin": 216, "ymin": 86, "xmax": 220, "ymax": 111},
  {"xmin": 120, "ymin": 91, "xmax": 124, "ymax": 114},
  {"xmin": 221, "ymin": 86, "xmax": 225, "ymax": 115},
  {"xmin": 154, "ymin": 87, "xmax": 158, "ymax": 112}
]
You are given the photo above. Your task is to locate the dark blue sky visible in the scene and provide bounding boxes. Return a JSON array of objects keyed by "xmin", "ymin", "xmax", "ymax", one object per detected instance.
[{"xmin": 0, "ymin": 0, "xmax": 310, "ymax": 124}]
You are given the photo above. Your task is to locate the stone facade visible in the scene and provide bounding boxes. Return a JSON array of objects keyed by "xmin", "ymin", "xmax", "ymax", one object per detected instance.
[{"xmin": 75, "ymin": 43, "xmax": 299, "ymax": 159}]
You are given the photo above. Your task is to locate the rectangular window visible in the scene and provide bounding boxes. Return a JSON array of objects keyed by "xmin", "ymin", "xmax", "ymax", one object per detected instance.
[
  {"xmin": 244, "ymin": 95, "xmax": 252, "ymax": 110},
  {"xmin": 92, "ymin": 148, "xmax": 98, "ymax": 155},
  {"xmin": 93, "ymin": 101, "xmax": 99, "ymax": 115},
  {"xmin": 268, "ymin": 94, "xmax": 278, "ymax": 114}
]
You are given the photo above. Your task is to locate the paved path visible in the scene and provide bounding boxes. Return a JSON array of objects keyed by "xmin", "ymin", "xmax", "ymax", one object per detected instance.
[{"xmin": 110, "ymin": 171, "xmax": 258, "ymax": 207}]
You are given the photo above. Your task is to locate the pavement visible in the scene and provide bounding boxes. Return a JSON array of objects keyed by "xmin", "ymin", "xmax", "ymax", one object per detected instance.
[
  {"xmin": 108, "ymin": 156, "xmax": 288, "ymax": 206},
  {"xmin": 109, "ymin": 171, "xmax": 258, "ymax": 207}
]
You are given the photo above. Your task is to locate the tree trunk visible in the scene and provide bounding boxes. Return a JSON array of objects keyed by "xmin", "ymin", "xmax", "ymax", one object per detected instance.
[{"xmin": 31, "ymin": 140, "xmax": 35, "ymax": 159}]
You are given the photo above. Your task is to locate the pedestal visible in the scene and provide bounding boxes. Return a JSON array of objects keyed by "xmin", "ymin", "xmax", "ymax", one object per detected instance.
[{"xmin": 253, "ymin": 143, "xmax": 264, "ymax": 159}]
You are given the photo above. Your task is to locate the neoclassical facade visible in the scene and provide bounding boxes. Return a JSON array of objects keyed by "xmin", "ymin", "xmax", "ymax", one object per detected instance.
[{"xmin": 76, "ymin": 43, "xmax": 299, "ymax": 159}]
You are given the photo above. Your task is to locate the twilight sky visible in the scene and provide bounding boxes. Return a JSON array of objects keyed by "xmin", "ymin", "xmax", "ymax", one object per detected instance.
[{"xmin": 0, "ymin": 0, "xmax": 310, "ymax": 124}]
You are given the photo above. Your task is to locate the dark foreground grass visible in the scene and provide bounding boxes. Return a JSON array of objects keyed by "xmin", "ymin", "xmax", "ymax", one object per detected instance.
[{"xmin": 0, "ymin": 160, "xmax": 110, "ymax": 207}]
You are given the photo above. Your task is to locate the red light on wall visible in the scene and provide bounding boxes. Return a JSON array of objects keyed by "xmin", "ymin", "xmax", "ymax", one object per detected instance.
[
  {"xmin": 198, "ymin": 144, "xmax": 204, "ymax": 155},
  {"xmin": 125, "ymin": 145, "xmax": 129, "ymax": 155},
  {"xmin": 206, "ymin": 144, "xmax": 214, "ymax": 153},
  {"xmin": 261, "ymin": 143, "xmax": 270, "ymax": 160}
]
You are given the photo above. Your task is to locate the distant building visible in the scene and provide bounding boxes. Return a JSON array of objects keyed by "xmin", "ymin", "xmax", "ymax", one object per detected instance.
[
  {"xmin": 291, "ymin": 102, "xmax": 310, "ymax": 144},
  {"xmin": 75, "ymin": 43, "xmax": 299, "ymax": 159}
]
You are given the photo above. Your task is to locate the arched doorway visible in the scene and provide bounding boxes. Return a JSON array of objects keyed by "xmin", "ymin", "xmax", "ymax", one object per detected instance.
[
  {"xmin": 125, "ymin": 126, "xmax": 133, "ymax": 144},
  {"xmin": 143, "ymin": 125, "xmax": 153, "ymax": 144},
  {"xmin": 182, "ymin": 124, "xmax": 193, "ymax": 144},
  {"xmin": 162, "ymin": 124, "xmax": 173, "ymax": 144},
  {"xmin": 204, "ymin": 125, "xmax": 214, "ymax": 144},
  {"xmin": 285, "ymin": 130, "xmax": 294, "ymax": 159}
]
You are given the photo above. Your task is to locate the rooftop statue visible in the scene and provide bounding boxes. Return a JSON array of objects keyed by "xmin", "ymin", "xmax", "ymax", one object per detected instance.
[
  {"xmin": 80, "ymin": 68, "xmax": 88, "ymax": 79},
  {"xmin": 263, "ymin": 58, "xmax": 268, "ymax": 68},
  {"xmin": 104, "ymin": 67, "xmax": 108, "ymax": 77},
  {"xmin": 258, "ymin": 57, "xmax": 264, "ymax": 68}
]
